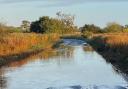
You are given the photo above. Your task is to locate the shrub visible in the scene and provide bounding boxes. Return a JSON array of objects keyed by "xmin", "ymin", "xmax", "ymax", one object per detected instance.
[{"xmin": 104, "ymin": 22, "xmax": 123, "ymax": 33}]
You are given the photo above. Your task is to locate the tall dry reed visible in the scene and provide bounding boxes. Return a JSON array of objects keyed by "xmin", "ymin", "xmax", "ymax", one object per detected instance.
[{"xmin": 0, "ymin": 33, "xmax": 60, "ymax": 56}]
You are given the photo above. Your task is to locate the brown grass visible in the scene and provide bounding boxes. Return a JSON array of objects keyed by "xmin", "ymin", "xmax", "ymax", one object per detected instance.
[
  {"xmin": 0, "ymin": 33, "xmax": 60, "ymax": 56},
  {"xmin": 105, "ymin": 35, "xmax": 128, "ymax": 45},
  {"xmin": 92, "ymin": 33, "xmax": 128, "ymax": 47},
  {"xmin": 91, "ymin": 33, "xmax": 128, "ymax": 61}
]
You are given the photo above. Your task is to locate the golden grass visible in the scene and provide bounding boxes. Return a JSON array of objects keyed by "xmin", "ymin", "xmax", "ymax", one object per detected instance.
[
  {"xmin": 93, "ymin": 33, "xmax": 128, "ymax": 46},
  {"xmin": 0, "ymin": 33, "xmax": 60, "ymax": 56},
  {"xmin": 105, "ymin": 35, "xmax": 128, "ymax": 46},
  {"xmin": 92, "ymin": 33, "xmax": 128, "ymax": 60}
]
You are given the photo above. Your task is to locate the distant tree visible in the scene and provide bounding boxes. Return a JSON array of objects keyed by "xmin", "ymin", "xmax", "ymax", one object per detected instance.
[
  {"xmin": 56, "ymin": 11, "xmax": 75, "ymax": 26},
  {"xmin": 30, "ymin": 13, "xmax": 77, "ymax": 34},
  {"xmin": 30, "ymin": 21, "xmax": 41, "ymax": 33},
  {"xmin": 21, "ymin": 20, "xmax": 30, "ymax": 32},
  {"xmin": 81, "ymin": 24, "xmax": 102, "ymax": 33},
  {"xmin": 30, "ymin": 16, "xmax": 65, "ymax": 33},
  {"xmin": 39, "ymin": 16, "xmax": 50, "ymax": 33},
  {"xmin": 104, "ymin": 22, "xmax": 123, "ymax": 32},
  {"xmin": 123, "ymin": 25, "xmax": 128, "ymax": 32},
  {"xmin": 125, "ymin": 25, "xmax": 128, "ymax": 28}
]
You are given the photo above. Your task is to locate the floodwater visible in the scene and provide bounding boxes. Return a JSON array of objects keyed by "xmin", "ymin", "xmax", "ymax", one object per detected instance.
[{"xmin": 0, "ymin": 39, "xmax": 128, "ymax": 89}]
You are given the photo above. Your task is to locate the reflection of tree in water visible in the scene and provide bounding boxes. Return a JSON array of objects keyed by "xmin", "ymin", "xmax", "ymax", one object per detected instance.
[
  {"xmin": 3, "ymin": 49, "xmax": 57, "ymax": 68},
  {"xmin": 0, "ymin": 46, "xmax": 74, "ymax": 89},
  {"xmin": 0, "ymin": 68, "xmax": 7, "ymax": 89},
  {"xmin": 0, "ymin": 45, "xmax": 74, "ymax": 89},
  {"xmin": 55, "ymin": 45, "xmax": 74, "ymax": 66},
  {"xmin": 2, "ymin": 46, "xmax": 74, "ymax": 68},
  {"xmin": 57, "ymin": 45, "xmax": 74, "ymax": 58}
]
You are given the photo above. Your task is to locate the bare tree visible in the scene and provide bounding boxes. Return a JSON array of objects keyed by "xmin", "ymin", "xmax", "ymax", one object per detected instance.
[{"xmin": 56, "ymin": 11, "xmax": 75, "ymax": 27}]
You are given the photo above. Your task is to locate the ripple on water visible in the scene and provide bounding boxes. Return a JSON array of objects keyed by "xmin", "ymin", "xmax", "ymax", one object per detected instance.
[{"xmin": 47, "ymin": 85, "xmax": 128, "ymax": 89}]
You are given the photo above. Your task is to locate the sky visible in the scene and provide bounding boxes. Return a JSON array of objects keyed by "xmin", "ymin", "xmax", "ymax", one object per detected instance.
[{"xmin": 0, "ymin": 0, "xmax": 128, "ymax": 27}]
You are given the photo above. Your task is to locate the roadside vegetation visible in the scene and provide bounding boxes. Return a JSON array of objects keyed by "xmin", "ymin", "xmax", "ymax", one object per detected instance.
[{"xmin": 0, "ymin": 33, "xmax": 60, "ymax": 56}]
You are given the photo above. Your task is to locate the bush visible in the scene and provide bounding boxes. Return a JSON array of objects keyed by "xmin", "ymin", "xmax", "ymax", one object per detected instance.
[
  {"xmin": 104, "ymin": 22, "xmax": 123, "ymax": 33},
  {"xmin": 81, "ymin": 24, "xmax": 102, "ymax": 34}
]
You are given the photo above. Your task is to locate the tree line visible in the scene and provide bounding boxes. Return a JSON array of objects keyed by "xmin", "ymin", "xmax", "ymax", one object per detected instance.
[
  {"xmin": 19, "ymin": 15, "xmax": 128, "ymax": 34},
  {"xmin": 1, "ymin": 12, "xmax": 128, "ymax": 34},
  {"xmin": 81, "ymin": 23, "xmax": 128, "ymax": 33},
  {"xmin": 23, "ymin": 12, "xmax": 77, "ymax": 34},
  {"xmin": 81, "ymin": 22, "xmax": 128, "ymax": 37}
]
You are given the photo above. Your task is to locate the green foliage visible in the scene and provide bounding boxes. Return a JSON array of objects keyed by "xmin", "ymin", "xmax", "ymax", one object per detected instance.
[
  {"xmin": 123, "ymin": 25, "xmax": 128, "ymax": 32},
  {"xmin": 39, "ymin": 16, "xmax": 65, "ymax": 33},
  {"xmin": 123, "ymin": 28, "xmax": 128, "ymax": 32},
  {"xmin": 21, "ymin": 20, "xmax": 30, "ymax": 32},
  {"xmin": 104, "ymin": 22, "xmax": 123, "ymax": 33},
  {"xmin": 30, "ymin": 16, "xmax": 65, "ymax": 33},
  {"xmin": 30, "ymin": 13, "xmax": 77, "ymax": 34},
  {"xmin": 30, "ymin": 21, "xmax": 41, "ymax": 33},
  {"xmin": 81, "ymin": 24, "xmax": 102, "ymax": 33},
  {"xmin": 81, "ymin": 23, "xmax": 128, "ymax": 34}
]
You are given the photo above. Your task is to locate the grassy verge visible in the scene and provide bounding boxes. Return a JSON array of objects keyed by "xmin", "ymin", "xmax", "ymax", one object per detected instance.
[
  {"xmin": 0, "ymin": 33, "xmax": 60, "ymax": 66},
  {"xmin": 0, "ymin": 33, "xmax": 60, "ymax": 56},
  {"xmin": 87, "ymin": 33, "xmax": 128, "ymax": 74}
]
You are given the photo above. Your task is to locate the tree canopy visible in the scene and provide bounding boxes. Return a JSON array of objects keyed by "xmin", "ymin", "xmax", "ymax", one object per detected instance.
[
  {"xmin": 104, "ymin": 22, "xmax": 123, "ymax": 32},
  {"xmin": 30, "ymin": 12, "xmax": 77, "ymax": 34},
  {"xmin": 81, "ymin": 24, "xmax": 102, "ymax": 33},
  {"xmin": 21, "ymin": 20, "xmax": 30, "ymax": 32}
]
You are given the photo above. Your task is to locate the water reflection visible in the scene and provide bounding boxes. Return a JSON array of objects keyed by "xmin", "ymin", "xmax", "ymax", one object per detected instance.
[
  {"xmin": 6, "ymin": 46, "xmax": 74, "ymax": 68},
  {"xmin": 0, "ymin": 68, "xmax": 7, "ymax": 89},
  {"xmin": 47, "ymin": 85, "xmax": 128, "ymax": 89},
  {"xmin": 83, "ymin": 44, "xmax": 128, "ymax": 81},
  {"xmin": 0, "ymin": 39, "xmax": 128, "ymax": 89},
  {"xmin": 83, "ymin": 45, "xmax": 94, "ymax": 52},
  {"xmin": 0, "ymin": 45, "xmax": 74, "ymax": 89}
]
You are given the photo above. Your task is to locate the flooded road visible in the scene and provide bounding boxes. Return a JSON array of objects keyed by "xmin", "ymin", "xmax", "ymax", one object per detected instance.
[{"xmin": 0, "ymin": 39, "xmax": 128, "ymax": 89}]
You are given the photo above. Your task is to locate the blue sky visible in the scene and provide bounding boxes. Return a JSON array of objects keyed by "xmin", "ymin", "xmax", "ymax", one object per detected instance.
[{"xmin": 0, "ymin": 0, "xmax": 128, "ymax": 27}]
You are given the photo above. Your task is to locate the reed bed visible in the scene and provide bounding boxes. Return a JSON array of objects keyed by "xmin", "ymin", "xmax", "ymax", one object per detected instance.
[
  {"xmin": 0, "ymin": 33, "xmax": 60, "ymax": 56},
  {"xmin": 92, "ymin": 33, "xmax": 128, "ymax": 47},
  {"xmin": 91, "ymin": 33, "xmax": 128, "ymax": 61}
]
